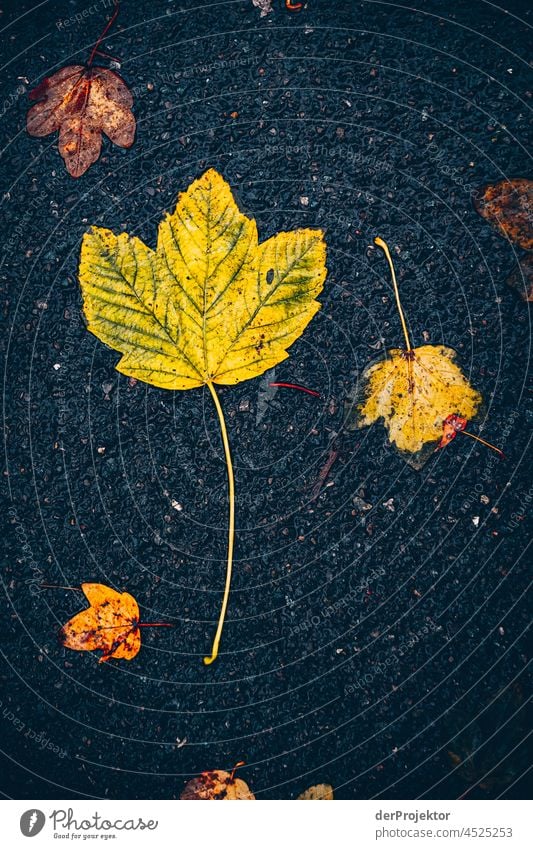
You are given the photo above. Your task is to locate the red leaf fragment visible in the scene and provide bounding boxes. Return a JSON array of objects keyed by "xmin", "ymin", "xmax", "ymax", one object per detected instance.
[
  {"xmin": 437, "ymin": 413, "xmax": 467, "ymax": 449},
  {"xmin": 269, "ymin": 381, "xmax": 320, "ymax": 397},
  {"xmin": 437, "ymin": 414, "xmax": 505, "ymax": 459}
]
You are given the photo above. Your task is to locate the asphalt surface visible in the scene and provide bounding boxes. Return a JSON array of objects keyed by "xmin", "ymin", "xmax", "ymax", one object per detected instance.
[{"xmin": 1, "ymin": 0, "xmax": 531, "ymax": 800}]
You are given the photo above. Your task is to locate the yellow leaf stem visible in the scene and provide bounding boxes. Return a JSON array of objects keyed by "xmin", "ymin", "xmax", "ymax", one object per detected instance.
[
  {"xmin": 203, "ymin": 381, "xmax": 235, "ymax": 665},
  {"xmin": 374, "ymin": 236, "xmax": 412, "ymax": 352}
]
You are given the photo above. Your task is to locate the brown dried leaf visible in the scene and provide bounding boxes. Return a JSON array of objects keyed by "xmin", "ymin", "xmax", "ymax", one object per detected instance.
[
  {"xmin": 27, "ymin": 65, "xmax": 135, "ymax": 177},
  {"xmin": 506, "ymin": 254, "xmax": 533, "ymax": 303},
  {"xmin": 474, "ymin": 178, "xmax": 533, "ymax": 250},
  {"xmin": 297, "ymin": 783, "xmax": 334, "ymax": 800},
  {"xmin": 181, "ymin": 768, "xmax": 255, "ymax": 800}
]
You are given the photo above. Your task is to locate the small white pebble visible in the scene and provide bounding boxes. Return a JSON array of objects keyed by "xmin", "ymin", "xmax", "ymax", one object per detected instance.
[
  {"xmin": 472, "ymin": 516, "xmax": 480, "ymax": 527},
  {"xmin": 53, "ymin": 363, "xmax": 61, "ymax": 370},
  {"xmin": 300, "ymin": 196, "xmax": 309, "ymax": 206},
  {"xmin": 171, "ymin": 500, "xmax": 183, "ymax": 512}
]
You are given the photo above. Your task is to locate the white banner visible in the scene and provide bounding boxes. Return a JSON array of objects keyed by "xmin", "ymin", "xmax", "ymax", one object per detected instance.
[{"xmin": 3, "ymin": 799, "xmax": 529, "ymax": 848}]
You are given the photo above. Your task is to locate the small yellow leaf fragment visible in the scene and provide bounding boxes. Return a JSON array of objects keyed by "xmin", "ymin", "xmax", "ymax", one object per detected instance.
[{"xmin": 298, "ymin": 783, "xmax": 334, "ymax": 800}]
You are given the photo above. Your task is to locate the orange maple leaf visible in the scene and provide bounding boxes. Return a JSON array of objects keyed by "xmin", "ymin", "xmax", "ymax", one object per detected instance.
[{"xmin": 59, "ymin": 583, "xmax": 167, "ymax": 663}]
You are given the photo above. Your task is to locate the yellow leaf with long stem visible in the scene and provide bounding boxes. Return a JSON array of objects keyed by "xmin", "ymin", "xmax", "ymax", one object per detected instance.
[
  {"xmin": 347, "ymin": 238, "xmax": 482, "ymax": 465},
  {"xmin": 79, "ymin": 169, "xmax": 327, "ymax": 663}
]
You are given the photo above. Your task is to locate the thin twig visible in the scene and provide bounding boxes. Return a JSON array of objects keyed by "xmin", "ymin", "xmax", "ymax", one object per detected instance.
[
  {"xmin": 87, "ymin": 0, "xmax": 120, "ymax": 67},
  {"xmin": 311, "ymin": 447, "xmax": 338, "ymax": 501},
  {"xmin": 269, "ymin": 381, "xmax": 320, "ymax": 398},
  {"xmin": 461, "ymin": 430, "xmax": 505, "ymax": 459}
]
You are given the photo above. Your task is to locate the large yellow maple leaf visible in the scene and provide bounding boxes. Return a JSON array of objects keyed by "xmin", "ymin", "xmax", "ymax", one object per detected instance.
[
  {"xmin": 78, "ymin": 169, "xmax": 327, "ymax": 664},
  {"xmin": 79, "ymin": 169, "xmax": 326, "ymax": 389}
]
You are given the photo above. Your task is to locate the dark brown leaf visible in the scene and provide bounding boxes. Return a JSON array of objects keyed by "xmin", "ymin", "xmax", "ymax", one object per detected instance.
[
  {"xmin": 27, "ymin": 65, "xmax": 135, "ymax": 177},
  {"xmin": 474, "ymin": 178, "xmax": 533, "ymax": 250},
  {"xmin": 506, "ymin": 254, "xmax": 533, "ymax": 302}
]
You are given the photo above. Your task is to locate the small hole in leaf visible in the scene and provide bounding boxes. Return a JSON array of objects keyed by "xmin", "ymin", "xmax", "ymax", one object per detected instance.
[{"xmin": 266, "ymin": 269, "xmax": 274, "ymax": 284}]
